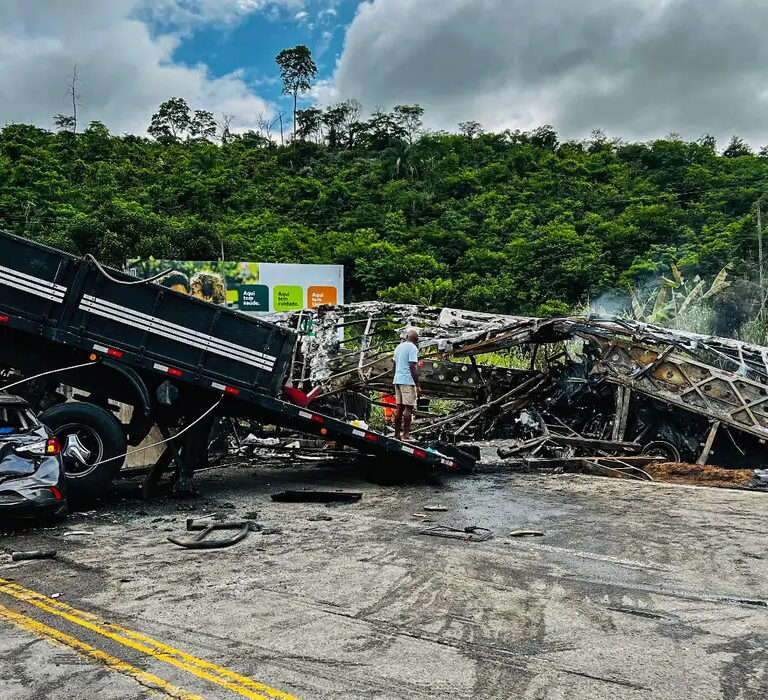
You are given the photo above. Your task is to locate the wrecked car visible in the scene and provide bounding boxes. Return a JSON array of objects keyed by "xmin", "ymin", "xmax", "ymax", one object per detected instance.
[{"xmin": 0, "ymin": 395, "xmax": 68, "ymax": 519}]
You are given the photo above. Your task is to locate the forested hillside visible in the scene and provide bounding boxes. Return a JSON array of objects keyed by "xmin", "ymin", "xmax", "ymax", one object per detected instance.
[{"xmin": 1, "ymin": 115, "xmax": 767, "ymax": 331}]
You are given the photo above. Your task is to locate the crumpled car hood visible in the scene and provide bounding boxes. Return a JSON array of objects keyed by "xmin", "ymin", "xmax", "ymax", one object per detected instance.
[{"xmin": 0, "ymin": 427, "xmax": 49, "ymax": 478}]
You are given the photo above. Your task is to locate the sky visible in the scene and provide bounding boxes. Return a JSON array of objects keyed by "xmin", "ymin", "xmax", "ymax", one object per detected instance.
[{"xmin": 2, "ymin": 0, "xmax": 768, "ymax": 146}]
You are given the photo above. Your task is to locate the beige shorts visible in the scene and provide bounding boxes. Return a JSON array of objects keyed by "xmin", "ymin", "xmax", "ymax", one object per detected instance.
[{"xmin": 395, "ymin": 384, "xmax": 418, "ymax": 407}]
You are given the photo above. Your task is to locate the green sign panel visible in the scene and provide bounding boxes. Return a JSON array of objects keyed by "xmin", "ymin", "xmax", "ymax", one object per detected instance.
[
  {"xmin": 273, "ymin": 285, "xmax": 303, "ymax": 311},
  {"xmin": 239, "ymin": 284, "xmax": 269, "ymax": 312}
]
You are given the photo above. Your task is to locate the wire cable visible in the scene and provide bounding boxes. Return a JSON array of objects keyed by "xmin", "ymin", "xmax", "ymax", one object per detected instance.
[
  {"xmin": 89, "ymin": 396, "xmax": 224, "ymax": 467},
  {"xmin": 83, "ymin": 253, "xmax": 172, "ymax": 285},
  {"xmin": 0, "ymin": 360, "xmax": 98, "ymax": 394}
]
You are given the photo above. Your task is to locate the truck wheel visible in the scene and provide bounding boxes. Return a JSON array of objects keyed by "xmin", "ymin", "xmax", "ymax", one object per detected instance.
[{"xmin": 39, "ymin": 403, "xmax": 127, "ymax": 504}]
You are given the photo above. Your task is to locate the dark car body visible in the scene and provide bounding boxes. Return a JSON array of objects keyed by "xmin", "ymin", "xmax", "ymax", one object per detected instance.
[{"xmin": 0, "ymin": 395, "xmax": 66, "ymax": 518}]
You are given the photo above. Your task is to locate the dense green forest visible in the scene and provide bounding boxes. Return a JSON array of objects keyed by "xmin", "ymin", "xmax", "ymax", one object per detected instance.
[{"xmin": 2, "ymin": 104, "xmax": 768, "ymax": 338}]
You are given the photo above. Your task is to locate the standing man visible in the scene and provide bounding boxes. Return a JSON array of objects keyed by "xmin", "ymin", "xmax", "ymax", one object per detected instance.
[{"xmin": 392, "ymin": 329, "xmax": 422, "ymax": 442}]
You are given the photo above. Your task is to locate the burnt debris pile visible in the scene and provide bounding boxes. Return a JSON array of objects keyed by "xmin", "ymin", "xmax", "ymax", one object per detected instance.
[{"xmin": 267, "ymin": 303, "xmax": 768, "ymax": 478}]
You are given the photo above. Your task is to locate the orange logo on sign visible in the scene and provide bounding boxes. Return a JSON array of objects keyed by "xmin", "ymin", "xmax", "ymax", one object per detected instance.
[{"xmin": 307, "ymin": 286, "xmax": 337, "ymax": 308}]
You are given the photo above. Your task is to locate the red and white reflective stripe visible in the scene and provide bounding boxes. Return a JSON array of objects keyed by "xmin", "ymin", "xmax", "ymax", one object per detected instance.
[
  {"xmin": 93, "ymin": 344, "xmax": 122, "ymax": 358},
  {"xmin": 364, "ymin": 433, "xmax": 377, "ymax": 441},
  {"xmin": 153, "ymin": 363, "xmax": 182, "ymax": 377},
  {"xmin": 298, "ymin": 410, "xmax": 324, "ymax": 423},
  {"xmin": 0, "ymin": 315, "xmax": 8, "ymax": 323},
  {"xmin": 413, "ymin": 449, "xmax": 427, "ymax": 458},
  {"xmin": 352, "ymin": 429, "xmax": 365, "ymax": 437},
  {"xmin": 401, "ymin": 445, "xmax": 415, "ymax": 454},
  {"xmin": 211, "ymin": 382, "xmax": 239, "ymax": 395}
]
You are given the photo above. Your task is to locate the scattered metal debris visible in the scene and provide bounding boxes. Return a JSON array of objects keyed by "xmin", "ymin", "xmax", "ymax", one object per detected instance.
[
  {"xmin": 509, "ymin": 530, "xmax": 544, "ymax": 538},
  {"xmin": 419, "ymin": 525, "xmax": 493, "ymax": 542},
  {"xmin": 11, "ymin": 550, "xmax": 57, "ymax": 561},
  {"xmin": 271, "ymin": 490, "xmax": 363, "ymax": 503},
  {"xmin": 423, "ymin": 505, "xmax": 448, "ymax": 512},
  {"xmin": 167, "ymin": 518, "xmax": 260, "ymax": 549}
]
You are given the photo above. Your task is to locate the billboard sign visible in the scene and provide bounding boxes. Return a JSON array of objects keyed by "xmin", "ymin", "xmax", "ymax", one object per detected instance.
[{"xmin": 126, "ymin": 259, "xmax": 344, "ymax": 314}]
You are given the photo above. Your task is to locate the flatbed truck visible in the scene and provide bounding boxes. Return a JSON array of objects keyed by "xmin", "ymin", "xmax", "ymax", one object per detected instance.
[{"xmin": 0, "ymin": 231, "xmax": 474, "ymax": 502}]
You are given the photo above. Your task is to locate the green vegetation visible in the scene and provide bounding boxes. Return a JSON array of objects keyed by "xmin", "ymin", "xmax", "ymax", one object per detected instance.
[{"xmin": 2, "ymin": 94, "xmax": 768, "ymax": 338}]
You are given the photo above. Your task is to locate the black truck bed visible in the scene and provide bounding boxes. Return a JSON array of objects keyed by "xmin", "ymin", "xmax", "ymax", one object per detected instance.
[{"xmin": 0, "ymin": 231, "xmax": 474, "ymax": 472}]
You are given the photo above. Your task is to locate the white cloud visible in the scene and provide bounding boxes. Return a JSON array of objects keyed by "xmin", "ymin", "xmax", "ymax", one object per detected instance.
[
  {"xmin": 146, "ymin": 0, "xmax": 305, "ymax": 27},
  {"xmin": 330, "ymin": 0, "xmax": 768, "ymax": 144},
  {"xmin": 294, "ymin": 10, "xmax": 309, "ymax": 22},
  {"xmin": 0, "ymin": 0, "xmax": 275, "ymax": 135}
]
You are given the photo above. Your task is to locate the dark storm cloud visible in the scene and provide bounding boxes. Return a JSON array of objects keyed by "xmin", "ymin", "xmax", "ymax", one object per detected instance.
[{"xmin": 330, "ymin": 0, "xmax": 768, "ymax": 144}]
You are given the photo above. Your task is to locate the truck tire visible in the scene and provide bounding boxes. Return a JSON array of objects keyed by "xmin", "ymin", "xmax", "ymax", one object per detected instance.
[{"xmin": 39, "ymin": 402, "xmax": 127, "ymax": 504}]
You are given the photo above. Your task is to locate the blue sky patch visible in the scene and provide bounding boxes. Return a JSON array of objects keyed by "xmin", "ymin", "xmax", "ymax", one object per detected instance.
[{"xmin": 144, "ymin": 1, "xmax": 357, "ymax": 112}]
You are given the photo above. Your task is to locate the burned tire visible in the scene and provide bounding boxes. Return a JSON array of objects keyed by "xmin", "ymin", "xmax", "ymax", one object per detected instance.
[
  {"xmin": 641, "ymin": 440, "xmax": 681, "ymax": 463},
  {"xmin": 39, "ymin": 402, "xmax": 127, "ymax": 504}
]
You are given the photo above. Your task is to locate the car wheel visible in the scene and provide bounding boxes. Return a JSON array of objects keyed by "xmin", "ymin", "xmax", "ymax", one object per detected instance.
[{"xmin": 39, "ymin": 403, "xmax": 127, "ymax": 504}]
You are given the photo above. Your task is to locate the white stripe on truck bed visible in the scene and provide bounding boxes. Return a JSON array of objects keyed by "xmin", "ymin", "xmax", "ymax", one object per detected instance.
[{"xmin": 79, "ymin": 295, "xmax": 275, "ymax": 373}]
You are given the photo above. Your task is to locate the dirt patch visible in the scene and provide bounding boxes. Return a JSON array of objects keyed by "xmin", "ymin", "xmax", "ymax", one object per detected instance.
[
  {"xmin": 579, "ymin": 460, "xmax": 762, "ymax": 489},
  {"xmin": 644, "ymin": 462, "xmax": 757, "ymax": 489}
]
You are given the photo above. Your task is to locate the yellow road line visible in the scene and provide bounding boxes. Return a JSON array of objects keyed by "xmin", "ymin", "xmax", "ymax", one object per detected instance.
[
  {"xmin": 0, "ymin": 579, "xmax": 299, "ymax": 700},
  {"xmin": 0, "ymin": 603, "xmax": 203, "ymax": 700}
]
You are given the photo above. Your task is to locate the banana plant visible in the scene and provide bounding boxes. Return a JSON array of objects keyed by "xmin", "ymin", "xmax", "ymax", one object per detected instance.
[{"xmin": 627, "ymin": 264, "xmax": 730, "ymax": 324}]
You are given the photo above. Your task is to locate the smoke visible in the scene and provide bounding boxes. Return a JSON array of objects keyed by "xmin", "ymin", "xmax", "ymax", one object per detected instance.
[{"xmin": 587, "ymin": 288, "xmax": 632, "ymax": 318}]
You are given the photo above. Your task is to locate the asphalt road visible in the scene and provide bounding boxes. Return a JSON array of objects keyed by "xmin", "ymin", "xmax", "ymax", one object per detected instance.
[{"xmin": 1, "ymin": 460, "xmax": 767, "ymax": 699}]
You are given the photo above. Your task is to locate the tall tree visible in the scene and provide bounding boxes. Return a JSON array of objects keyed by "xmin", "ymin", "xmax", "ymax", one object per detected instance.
[
  {"xmin": 365, "ymin": 108, "xmax": 407, "ymax": 150},
  {"xmin": 393, "ymin": 104, "xmax": 424, "ymax": 145},
  {"xmin": 53, "ymin": 113, "xmax": 76, "ymax": 133},
  {"xmin": 296, "ymin": 107, "xmax": 323, "ymax": 142},
  {"xmin": 255, "ymin": 111, "xmax": 274, "ymax": 143},
  {"xmin": 723, "ymin": 135, "xmax": 752, "ymax": 158},
  {"xmin": 148, "ymin": 97, "xmax": 191, "ymax": 141},
  {"xmin": 276, "ymin": 108, "xmax": 287, "ymax": 146},
  {"xmin": 323, "ymin": 103, "xmax": 353, "ymax": 148},
  {"xmin": 189, "ymin": 109, "xmax": 217, "ymax": 141},
  {"xmin": 218, "ymin": 113, "xmax": 235, "ymax": 144},
  {"xmin": 54, "ymin": 65, "xmax": 82, "ymax": 134},
  {"xmin": 275, "ymin": 45, "xmax": 318, "ymax": 142},
  {"xmin": 530, "ymin": 125, "xmax": 559, "ymax": 150},
  {"xmin": 341, "ymin": 99, "xmax": 363, "ymax": 147},
  {"xmin": 458, "ymin": 120, "xmax": 484, "ymax": 139}
]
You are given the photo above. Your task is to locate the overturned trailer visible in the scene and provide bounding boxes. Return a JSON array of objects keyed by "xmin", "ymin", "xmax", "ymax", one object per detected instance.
[{"xmin": 272, "ymin": 303, "xmax": 768, "ymax": 470}]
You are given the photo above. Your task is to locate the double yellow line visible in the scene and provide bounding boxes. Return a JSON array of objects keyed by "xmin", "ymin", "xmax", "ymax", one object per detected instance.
[{"xmin": 0, "ymin": 578, "xmax": 299, "ymax": 700}]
